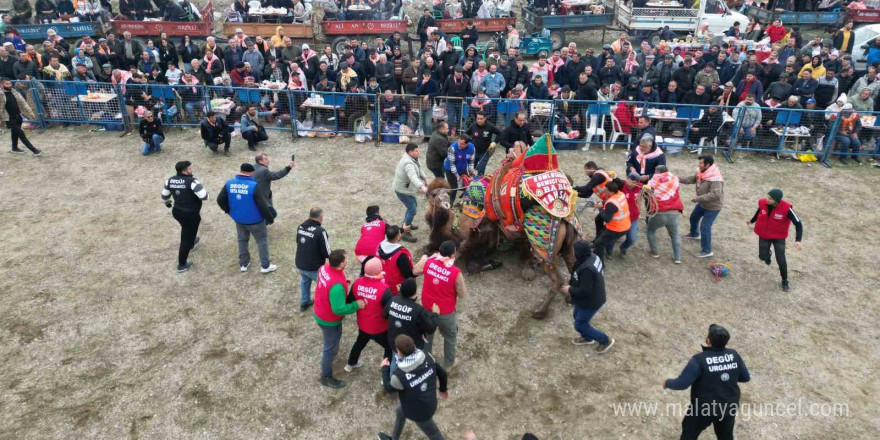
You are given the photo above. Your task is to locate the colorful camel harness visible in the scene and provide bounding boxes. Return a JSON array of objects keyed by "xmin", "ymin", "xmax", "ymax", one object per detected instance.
[{"xmin": 461, "ymin": 135, "xmax": 579, "ymax": 263}]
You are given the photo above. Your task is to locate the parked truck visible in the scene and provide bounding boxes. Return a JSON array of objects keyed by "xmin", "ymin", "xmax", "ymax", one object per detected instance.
[
  {"xmin": 522, "ymin": 7, "xmax": 614, "ymax": 50},
  {"xmin": 607, "ymin": 0, "xmax": 748, "ymax": 44}
]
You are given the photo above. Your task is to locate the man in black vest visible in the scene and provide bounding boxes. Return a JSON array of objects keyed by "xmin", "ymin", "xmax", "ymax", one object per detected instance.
[
  {"xmin": 663, "ymin": 324, "xmax": 751, "ymax": 440},
  {"xmin": 384, "ymin": 278, "xmax": 439, "ymax": 353},
  {"xmin": 379, "ymin": 334, "xmax": 448, "ymax": 440},
  {"xmin": 295, "ymin": 207, "xmax": 331, "ymax": 311},
  {"xmin": 161, "ymin": 161, "xmax": 209, "ymax": 272}
]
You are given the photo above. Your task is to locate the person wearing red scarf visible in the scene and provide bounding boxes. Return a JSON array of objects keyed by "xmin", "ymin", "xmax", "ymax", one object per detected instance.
[{"xmin": 681, "ymin": 155, "xmax": 724, "ymax": 258}]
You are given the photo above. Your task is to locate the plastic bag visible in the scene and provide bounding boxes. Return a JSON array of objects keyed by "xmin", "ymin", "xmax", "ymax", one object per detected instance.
[
  {"xmin": 355, "ymin": 120, "xmax": 373, "ymax": 143},
  {"xmin": 295, "ymin": 119, "xmax": 313, "ymax": 137},
  {"xmin": 432, "ymin": 104, "xmax": 447, "ymax": 121}
]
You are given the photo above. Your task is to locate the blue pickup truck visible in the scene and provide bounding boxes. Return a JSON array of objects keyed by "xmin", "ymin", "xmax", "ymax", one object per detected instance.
[
  {"xmin": 522, "ymin": 7, "xmax": 614, "ymax": 50},
  {"xmin": 13, "ymin": 22, "xmax": 101, "ymax": 41}
]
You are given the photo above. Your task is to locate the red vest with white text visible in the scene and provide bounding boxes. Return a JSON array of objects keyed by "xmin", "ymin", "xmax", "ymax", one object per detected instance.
[
  {"xmin": 354, "ymin": 219, "xmax": 386, "ymax": 258},
  {"xmin": 382, "ymin": 246, "xmax": 412, "ymax": 294},
  {"xmin": 313, "ymin": 263, "xmax": 349, "ymax": 324},
  {"xmin": 351, "ymin": 276, "xmax": 390, "ymax": 335},
  {"xmin": 421, "ymin": 257, "xmax": 461, "ymax": 314},
  {"xmin": 753, "ymin": 198, "xmax": 792, "ymax": 240}
]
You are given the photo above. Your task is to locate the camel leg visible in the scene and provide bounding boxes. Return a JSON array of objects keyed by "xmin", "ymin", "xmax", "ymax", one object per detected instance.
[{"xmin": 531, "ymin": 223, "xmax": 569, "ymax": 320}]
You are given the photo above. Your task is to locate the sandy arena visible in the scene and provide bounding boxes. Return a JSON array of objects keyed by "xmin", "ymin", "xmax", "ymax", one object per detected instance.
[{"xmin": 0, "ymin": 127, "xmax": 877, "ymax": 440}]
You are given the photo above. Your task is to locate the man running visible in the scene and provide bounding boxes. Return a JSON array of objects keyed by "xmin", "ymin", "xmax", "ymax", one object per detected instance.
[
  {"xmin": 748, "ymin": 188, "xmax": 803, "ymax": 292},
  {"xmin": 664, "ymin": 324, "xmax": 750, "ymax": 440}
]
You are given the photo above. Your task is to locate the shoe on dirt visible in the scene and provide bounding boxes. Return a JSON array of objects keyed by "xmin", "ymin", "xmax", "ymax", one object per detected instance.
[
  {"xmin": 401, "ymin": 232, "xmax": 417, "ymax": 243},
  {"xmin": 650, "ymin": 253, "xmax": 660, "ymax": 258},
  {"xmin": 684, "ymin": 234, "xmax": 700, "ymax": 240},
  {"xmin": 572, "ymin": 336, "xmax": 596, "ymax": 346},
  {"xmin": 177, "ymin": 262, "xmax": 193, "ymax": 273},
  {"xmin": 618, "ymin": 249, "xmax": 627, "ymax": 258},
  {"xmin": 597, "ymin": 338, "xmax": 615, "ymax": 354},
  {"xmin": 261, "ymin": 264, "xmax": 278, "ymax": 274},
  {"xmin": 409, "ymin": 225, "xmax": 419, "ymax": 231},
  {"xmin": 377, "ymin": 433, "xmax": 393, "ymax": 440},
  {"xmin": 32, "ymin": 149, "xmax": 42, "ymax": 157},
  {"xmin": 781, "ymin": 280, "xmax": 791, "ymax": 292},
  {"xmin": 697, "ymin": 251, "xmax": 714, "ymax": 258},
  {"xmin": 9, "ymin": 149, "xmax": 25, "ymax": 154},
  {"xmin": 344, "ymin": 361, "xmax": 363, "ymax": 372},
  {"xmin": 300, "ymin": 300, "xmax": 314, "ymax": 312},
  {"xmin": 321, "ymin": 377, "xmax": 346, "ymax": 389},
  {"xmin": 240, "ymin": 263, "xmax": 250, "ymax": 272},
  {"xmin": 674, "ymin": 259, "xmax": 682, "ymax": 264}
]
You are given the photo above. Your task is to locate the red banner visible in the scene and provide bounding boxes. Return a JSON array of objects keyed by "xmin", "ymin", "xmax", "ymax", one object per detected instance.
[
  {"xmin": 521, "ymin": 171, "xmax": 575, "ymax": 218},
  {"xmin": 321, "ymin": 20, "xmax": 408, "ymax": 35}
]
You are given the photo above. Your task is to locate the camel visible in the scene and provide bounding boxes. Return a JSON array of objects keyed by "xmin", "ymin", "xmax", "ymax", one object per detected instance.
[{"xmin": 425, "ymin": 136, "xmax": 580, "ymax": 319}]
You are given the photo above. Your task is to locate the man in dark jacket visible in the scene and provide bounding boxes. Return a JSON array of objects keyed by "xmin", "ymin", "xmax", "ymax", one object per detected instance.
[
  {"xmin": 426, "ymin": 121, "xmax": 450, "ymax": 178},
  {"xmin": 295, "ymin": 207, "xmax": 332, "ymax": 310},
  {"xmin": 683, "ymin": 84, "xmax": 713, "ymax": 106},
  {"xmin": 597, "ymin": 57, "xmax": 623, "ymax": 87},
  {"xmin": 161, "ymin": 160, "xmax": 209, "ymax": 273},
  {"xmin": 499, "ymin": 112, "xmax": 533, "ymax": 153},
  {"xmin": 461, "ymin": 21, "xmax": 479, "ymax": 49},
  {"xmin": 562, "ymin": 240, "xmax": 614, "ymax": 353},
  {"xmin": 563, "ymin": 52, "xmax": 588, "ymax": 89},
  {"xmin": 379, "ymin": 334, "xmax": 448, "ymax": 440},
  {"xmin": 383, "ymin": 278, "xmax": 439, "ymax": 353},
  {"xmin": 200, "ymin": 111, "xmax": 232, "ymax": 154},
  {"xmin": 138, "ymin": 111, "xmax": 164, "ymax": 155},
  {"xmin": 764, "ymin": 73, "xmax": 793, "ymax": 102},
  {"xmin": 417, "ymin": 9, "xmax": 436, "ymax": 48},
  {"xmin": 217, "ymin": 163, "xmax": 277, "ymax": 273},
  {"xmin": 223, "ymin": 40, "xmax": 245, "ymax": 72},
  {"xmin": 646, "ymin": 54, "xmax": 676, "ymax": 90},
  {"xmin": 254, "ymin": 152, "xmax": 294, "ymax": 218},
  {"xmin": 664, "ymin": 324, "xmax": 750, "ymax": 440},
  {"xmin": 526, "ymin": 74, "xmax": 549, "ymax": 100},
  {"xmin": 442, "ymin": 66, "xmax": 469, "ymax": 132},
  {"xmin": 466, "ymin": 111, "xmax": 501, "ymax": 175},
  {"xmin": 672, "ymin": 58, "xmax": 698, "ymax": 95}
]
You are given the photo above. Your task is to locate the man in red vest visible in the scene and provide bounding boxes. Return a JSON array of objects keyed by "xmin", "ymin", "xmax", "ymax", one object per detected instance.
[
  {"xmin": 314, "ymin": 249, "xmax": 365, "ymax": 389},
  {"xmin": 415, "ymin": 240, "xmax": 467, "ymax": 368},
  {"xmin": 748, "ymin": 188, "xmax": 803, "ymax": 292},
  {"xmin": 345, "ymin": 258, "xmax": 393, "ymax": 373},
  {"xmin": 354, "ymin": 205, "xmax": 386, "ymax": 263},
  {"xmin": 379, "ymin": 225, "xmax": 415, "ymax": 294}
]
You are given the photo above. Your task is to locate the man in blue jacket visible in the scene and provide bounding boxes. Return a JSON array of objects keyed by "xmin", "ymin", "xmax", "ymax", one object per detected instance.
[
  {"xmin": 217, "ymin": 163, "xmax": 277, "ymax": 274},
  {"xmin": 443, "ymin": 133, "xmax": 475, "ymax": 205},
  {"xmin": 664, "ymin": 324, "xmax": 750, "ymax": 440}
]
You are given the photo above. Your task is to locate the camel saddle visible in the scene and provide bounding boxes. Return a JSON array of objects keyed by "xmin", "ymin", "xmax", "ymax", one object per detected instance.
[{"xmin": 484, "ymin": 135, "xmax": 572, "ymax": 237}]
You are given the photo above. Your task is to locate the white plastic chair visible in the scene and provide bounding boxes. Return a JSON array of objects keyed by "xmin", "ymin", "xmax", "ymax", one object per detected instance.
[
  {"xmin": 248, "ymin": 1, "xmax": 262, "ymax": 9},
  {"xmin": 608, "ymin": 113, "xmax": 631, "ymax": 151},
  {"xmin": 696, "ymin": 136, "xmax": 718, "ymax": 155},
  {"xmin": 580, "ymin": 114, "xmax": 606, "ymax": 151}
]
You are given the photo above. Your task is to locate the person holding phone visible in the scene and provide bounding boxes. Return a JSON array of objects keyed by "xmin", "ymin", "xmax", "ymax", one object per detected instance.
[{"xmin": 253, "ymin": 152, "xmax": 295, "ymax": 219}]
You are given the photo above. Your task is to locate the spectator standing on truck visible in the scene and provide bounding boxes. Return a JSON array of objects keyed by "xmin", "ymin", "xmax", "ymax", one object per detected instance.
[{"xmin": 417, "ymin": 9, "xmax": 436, "ymax": 48}]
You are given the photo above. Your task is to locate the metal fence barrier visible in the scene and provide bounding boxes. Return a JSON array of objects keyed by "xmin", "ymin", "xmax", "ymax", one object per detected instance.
[{"xmin": 12, "ymin": 78, "xmax": 880, "ymax": 168}]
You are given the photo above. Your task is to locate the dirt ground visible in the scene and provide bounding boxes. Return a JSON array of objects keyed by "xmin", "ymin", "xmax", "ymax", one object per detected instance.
[{"xmin": 0, "ymin": 125, "xmax": 878, "ymax": 440}]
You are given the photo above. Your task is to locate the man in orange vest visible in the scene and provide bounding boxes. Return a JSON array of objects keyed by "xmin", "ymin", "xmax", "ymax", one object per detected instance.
[
  {"xmin": 574, "ymin": 161, "xmax": 613, "ymax": 226},
  {"xmin": 748, "ymin": 188, "xmax": 803, "ymax": 292},
  {"xmin": 591, "ymin": 179, "xmax": 631, "ymax": 263},
  {"xmin": 314, "ymin": 249, "xmax": 365, "ymax": 389},
  {"xmin": 415, "ymin": 240, "xmax": 467, "ymax": 368},
  {"xmin": 646, "ymin": 165, "xmax": 684, "ymax": 264}
]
